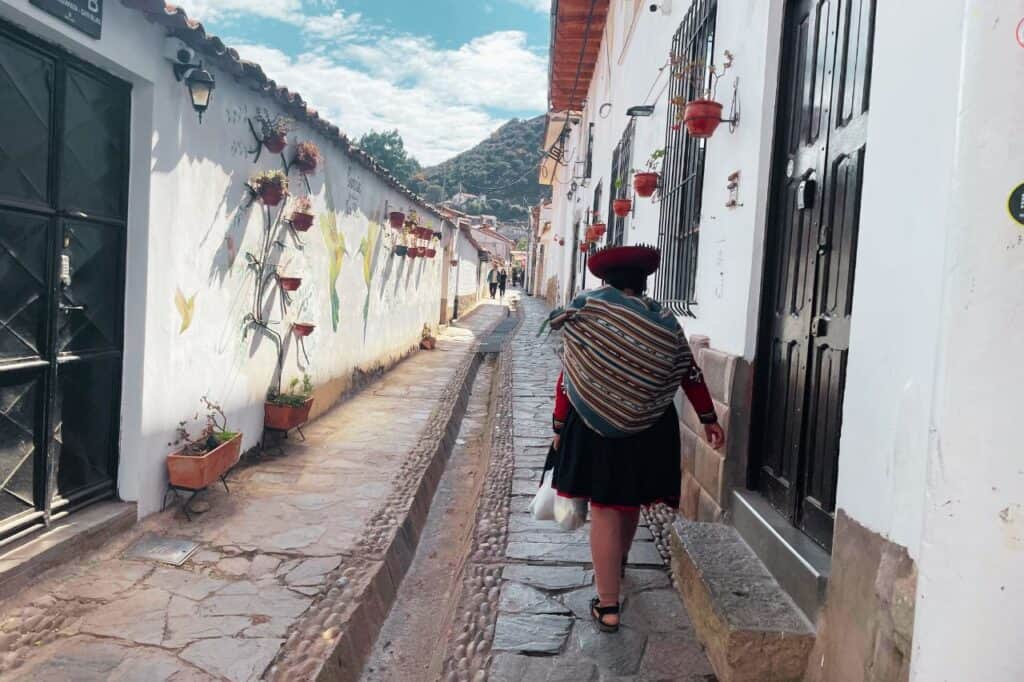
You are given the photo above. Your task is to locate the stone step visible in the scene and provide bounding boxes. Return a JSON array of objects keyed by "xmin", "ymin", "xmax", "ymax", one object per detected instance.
[{"xmin": 670, "ymin": 518, "xmax": 815, "ymax": 682}]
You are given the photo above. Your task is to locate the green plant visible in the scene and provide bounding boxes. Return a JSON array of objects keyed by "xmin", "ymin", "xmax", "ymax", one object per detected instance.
[
  {"xmin": 294, "ymin": 141, "xmax": 323, "ymax": 173},
  {"xmin": 252, "ymin": 170, "xmax": 289, "ymax": 194},
  {"xmin": 257, "ymin": 113, "xmax": 294, "ymax": 139},
  {"xmin": 267, "ymin": 374, "xmax": 313, "ymax": 408},
  {"xmin": 635, "ymin": 148, "xmax": 666, "ymax": 173},
  {"xmin": 168, "ymin": 397, "xmax": 238, "ymax": 456}
]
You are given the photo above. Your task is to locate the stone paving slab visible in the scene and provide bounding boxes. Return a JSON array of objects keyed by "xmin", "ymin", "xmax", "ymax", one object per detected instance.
[{"xmin": 0, "ymin": 303, "xmax": 507, "ymax": 681}]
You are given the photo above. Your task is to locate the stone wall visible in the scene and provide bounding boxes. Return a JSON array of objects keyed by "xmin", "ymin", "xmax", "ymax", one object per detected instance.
[
  {"xmin": 804, "ymin": 511, "xmax": 916, "ymax": 682},
  {"xmin": 679, "ymin": 338, "xmax": 752, "ymax": 523}
]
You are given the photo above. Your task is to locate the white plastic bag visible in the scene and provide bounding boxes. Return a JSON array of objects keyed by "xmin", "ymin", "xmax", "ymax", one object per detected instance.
[
  {"xmin": 529, "ymin": 470, "xmax": 556, "ymax": 521},
  {"xmin": 553, "ymin": 494, "xmax": 589, "ymax": 531}
]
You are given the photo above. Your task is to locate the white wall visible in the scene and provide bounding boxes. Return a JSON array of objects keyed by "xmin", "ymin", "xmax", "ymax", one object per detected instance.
[
  {"xmin": 911, "ymin": 1, "xmax": 1024, "ymax": 678},
  {"xmin": 546, "ymin": 0, "xmax": 783, "ymax": 355},
  {"xmin": 0, "ymin": 0, "xmax": 447, "ymax": 517}
]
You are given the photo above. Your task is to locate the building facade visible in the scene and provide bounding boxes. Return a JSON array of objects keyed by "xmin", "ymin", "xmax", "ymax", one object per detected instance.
[
  {"xmin": 541, "ymin": 1, "xmax": 1024, "ymax": 680},
  {"xmin": 0, "ymin": 0, "xmax": 487, "ymax": 540}
]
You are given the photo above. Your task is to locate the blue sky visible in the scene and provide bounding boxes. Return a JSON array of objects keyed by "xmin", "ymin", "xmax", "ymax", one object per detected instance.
[{"xmin": 181, "ymin": 0, "xmax": 551, "ymax": 165}]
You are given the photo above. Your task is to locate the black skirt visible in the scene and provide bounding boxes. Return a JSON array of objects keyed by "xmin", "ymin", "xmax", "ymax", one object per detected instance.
[{"xmin": 551, "ymin": 403, "xmax": 682, "ymax": 509}]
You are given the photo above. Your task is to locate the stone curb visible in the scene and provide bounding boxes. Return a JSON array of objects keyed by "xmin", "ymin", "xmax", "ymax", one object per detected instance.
[{"xmin": 266, "ymin": 306, "xmax": 508, "ymax": 682}]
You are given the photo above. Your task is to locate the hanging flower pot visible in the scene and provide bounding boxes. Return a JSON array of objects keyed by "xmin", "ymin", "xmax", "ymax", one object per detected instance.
[
  {"xmin": 683, "ymin": 99, "xmax": 724, "ymax": 138},
  {"xmin": 613, "ymin": 199, "xmax": 632, "ymax": 217},
  {"xmin": 590, "ymin": 223, "xmax": 607, "ymax": 239},
  {"xmin": 279, "ymin": 276, "xmax": 302, "ymax": 292},
  {"xmin": 389, "ymin": 211, "xmax": 406, "ymax": 229},
  {"xmin": 408, "ymin": 248, "xmax": 419, "ymax": 259},
  {"xmin": 293, "ymin": 322, "xmax": 316, "ymax": 337},
  {"xmin": 264, "ymin": 132, "xmax": 288, "ymax": 154},
  {"xmin": 633, "ymin": 172, "xmax": 660, "ymax": 198},
  {"xmin": 291, "ymin": 212, "xmax": 314, "ymax": 231},
  {"xmin": 293, "ymin": 141, "xmax": 322, "ymax": 175},
  {"xmin": 395, "ymin": 245, "xmax": 408, "ymax": 257},
  {"xmin": 251, "ymin": 170, "xmax": 289, "ymax": 207},
  {"xmin": 558, "ymin": 238, "xmax": 565, "ymax": 246},
  {"xmin": 425, "ymin": 248, "xmax": 437, "ymax": 258},
  {"xmin": 450, "ymin": 259, "xmax": 458, "ymax": 267},
  {"xmin": 579, "ymin": 242, "xmax": 590, "ymax": 253}
]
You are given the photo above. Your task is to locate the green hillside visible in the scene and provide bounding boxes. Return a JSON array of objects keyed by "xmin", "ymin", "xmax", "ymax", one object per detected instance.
[{"xmin": 409, "ymin": 115, "xmax": 549, "ymax": 221}]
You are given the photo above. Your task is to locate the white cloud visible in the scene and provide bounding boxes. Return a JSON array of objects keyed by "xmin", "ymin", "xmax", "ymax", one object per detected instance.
[
  {"xmin": 510, "ymin": 0, "xmax": 551, "ymax": 13},
  {"xmin": 177, "ymin": 1, "xmax": 549, "ymax": 165}
]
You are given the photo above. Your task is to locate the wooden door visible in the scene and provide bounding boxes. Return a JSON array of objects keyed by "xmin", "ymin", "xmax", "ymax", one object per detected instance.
[{"xmin": 752, "ymin": 0, "xmax": 874, "ymax": 551}]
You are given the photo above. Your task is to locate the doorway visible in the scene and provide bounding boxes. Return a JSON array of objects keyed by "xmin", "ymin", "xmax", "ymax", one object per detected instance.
[
  {"xmin": 751, "ymin": 0, "xmax": 875, "ymax": 551},
  {"xmin": 0, "ymin": 20, "xmax": 131, "ymax": 543}
]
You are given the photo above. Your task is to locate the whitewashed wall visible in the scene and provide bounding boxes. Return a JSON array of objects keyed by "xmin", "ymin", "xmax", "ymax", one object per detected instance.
[{"xmin": 0, "ymin": 0, "xmax": 447, "ymax": 517}]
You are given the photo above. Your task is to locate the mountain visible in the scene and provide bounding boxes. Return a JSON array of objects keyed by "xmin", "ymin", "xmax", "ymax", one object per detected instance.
[{"xmin": 409, "ymin": 115, "xmax": 549, "ymax": 221}]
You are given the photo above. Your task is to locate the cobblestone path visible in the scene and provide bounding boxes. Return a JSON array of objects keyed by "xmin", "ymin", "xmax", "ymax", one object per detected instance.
[
  {"xmin": 0, "ymin": 304, "xmax": 506, "ymax": 681},
  {"xmin": 437, "ymin": 292, "xmax": 716, "ymax": 681}
]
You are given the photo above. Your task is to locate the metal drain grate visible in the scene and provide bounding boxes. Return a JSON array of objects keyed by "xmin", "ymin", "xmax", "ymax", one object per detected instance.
[{"xmin": 123, "ymin": 533, "xmax": 200, "ymax": 566}]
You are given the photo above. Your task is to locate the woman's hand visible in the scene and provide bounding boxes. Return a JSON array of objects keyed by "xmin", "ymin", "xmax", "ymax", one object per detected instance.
[
  {"xmin": 704, "ymin": 423, "xmax": 725, "ymax": 450},
  {"xmin": 552, "ymin": 434, "xmax": 561, "ymax": 450}
]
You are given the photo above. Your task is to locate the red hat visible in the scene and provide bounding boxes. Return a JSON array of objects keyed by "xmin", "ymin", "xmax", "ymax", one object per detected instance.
[{"xmin": 588, "ymin": 244, "xmax": 661, "ymax": 279}]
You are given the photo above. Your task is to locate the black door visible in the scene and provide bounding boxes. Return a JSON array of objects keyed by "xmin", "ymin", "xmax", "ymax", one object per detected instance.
[
  {"xmin": 0, "ymin": 20, "xmax": 130, "ymax": 542},
  {"xmin": 752, "ymin": 0, "xmax": 874, "ymax": 551}
]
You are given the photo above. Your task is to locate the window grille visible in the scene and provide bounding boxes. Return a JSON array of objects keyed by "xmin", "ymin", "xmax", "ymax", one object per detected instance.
[
  {"xmin": 653, "ymin": 0, "xmax": 716, "ymax": 316},
  {"xmin": 608, "ymin": 119, "xmax": 635, "ymax": 247},
  {"xmin": 584, "ymin": 122, "xmax": 595, "ymax": 179}
]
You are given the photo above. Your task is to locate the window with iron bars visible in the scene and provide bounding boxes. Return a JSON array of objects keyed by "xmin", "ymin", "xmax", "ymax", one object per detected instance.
[
  {"xmin": 653, "ymin": 0, "xmax": 716, "ymax": 316},
  {"xmin": 608, "ymin": 119, "xmax": 635, "ymax": 247}
]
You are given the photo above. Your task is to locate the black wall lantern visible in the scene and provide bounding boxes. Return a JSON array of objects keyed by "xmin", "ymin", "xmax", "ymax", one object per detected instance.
[{"xmin": 173, "ymin": 61, "xmax": 216, "ymax": 123}]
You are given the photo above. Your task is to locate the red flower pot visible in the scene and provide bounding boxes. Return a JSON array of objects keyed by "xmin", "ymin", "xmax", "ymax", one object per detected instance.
[
  {"xmin": 264, "ymin": 133, "xmax": 288, "ymax": 154},
  {"xmin": 259, "ymin": 185, "xmax": 285, "ymax": 206},
  {"xmin": 167, "ymin": 433, "xmax": 242, "ymax": 491},
  {"xmin": 294, "ymin": 158, "xmax": 318, "ymax": 174},
  {"xmin": 590, "ymin": 223, "xmax": 607, "ymax": 238},
  {"xmin": 389, "ymin": 212, "xmax": 406, "ymax": 229},
  {"xmin": 613, "ymin": 199, "xmax": 632, "ymax": 217},
  {"xmin": 683, "ymin": 99, "xmax": 724, "ymax": 138},
  {"xmin": 633, "ymin": 172, "xmax": 660, "ymax": 198},
  {"xmin": 291, "ymin": 211, "xmax": 314, "ymax": 231},
  {"xmin": 408, "ymin": 248, "xmax": 419, "ymax": 259},
  {"xmin": 450, "ymin": 259, "xmax": 458, "ymax": 267},
  {"xmin": 293, "ymin": 323, "xmax": 315, "ymax": 337},
  {"xmin": 579, "ymin": 242, "xmax": 590, "ymax": 253},
  {"xmin": 425, "ymin": 248, "xmax": 437, "ymax": 258},
  {"xmin": 279, "ymin": 276, "xmax": 302, "ymax": 291},
  {"xmin": 264, "ymin": 398, "xmax": 313, "ymax": 431}
]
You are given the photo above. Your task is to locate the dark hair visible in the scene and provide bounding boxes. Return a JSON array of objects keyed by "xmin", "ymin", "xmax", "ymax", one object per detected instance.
[{"xmin": 603, "ymin": 267, "xmax": 648, "ymax": 294}]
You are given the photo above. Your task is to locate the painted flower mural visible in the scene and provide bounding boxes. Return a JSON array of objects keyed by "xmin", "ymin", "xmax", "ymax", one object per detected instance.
[
  {"xmin": 358, "ymin": 222, "xmax": 380, "ymax": 334},
  {"xmin": 320, "ymin": 209, "xmax": 347, "ymax": 332}
]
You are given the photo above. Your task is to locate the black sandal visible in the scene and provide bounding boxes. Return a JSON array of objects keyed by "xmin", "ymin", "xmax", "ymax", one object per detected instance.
[
  {"xmin": 590, "ymin": 598, "xmax": 620, "ymax": 633},
  {"xmin": 621, "ymin": 554, "xmax": 628, "ymax": 578}
]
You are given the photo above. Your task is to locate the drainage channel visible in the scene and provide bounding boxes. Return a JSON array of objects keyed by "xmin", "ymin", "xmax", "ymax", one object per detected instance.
[{"xmin": 361, "ymin": 355, "xmax": 498, "ymax": 682}]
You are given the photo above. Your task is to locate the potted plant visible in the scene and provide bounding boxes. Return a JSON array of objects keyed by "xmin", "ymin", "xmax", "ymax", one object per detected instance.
[
  {"xmin": 425, "ymin": 247, "xmax": 437, "ymax": 258},
  {"xmin": 588, "ymin": 223, "xmax": 607, "ymax": 241},
  {"xmin": 612, "ymin": 198, "xmax": 632, "ymax": 217},
  {"xmin": 290, "ymin": 196, "xmax": 315, "ymax": 231},
  {"xmin": 394, "ymin": 244, "xmax": 408, "ymax": 256},
  {"xmin": 265, "ymin": 374, "xmax": 314, "ymax": 431},
  {"xmin": 389, "ymin": 211, "xmax": 406, "ymax": 229},
  {"xmin": 633, "ymin": 149, "xmax": 664, "ymax": 198},
  {"xmin": 166, "ymin": 397, "xmax": 242, "ymax": 491},
  {"xmin": 450, "ymin": 259, "xmax": 458, "ymax": 267},
  {"xmin": 278, "ymin": 275, "xmax": 302, "ymax": 291},
  {"xmin": 293, "ymin": 322, "xmax": 316, "ymax": 337},
  {"xmin": 420, "ymin": 324, "xmax": 437, "ymax": 350},
  {"xmin": 671, "ymin": 51, "xmax": 733, "ymax": 138},
  {"xmin": 293, "ymin": 141, "xmax": 323, "ymax": 175},
  {"xmin": 251, "ymin": 170, "xmax": 289, "ymax": 206},
  {"xmin": 408, "ymin": 246, "xmax": 420, "ymax": 259},
  {"xmin": 579, "ymin": 242, "xmax": 591, "ymax": 253},
  {"xmin": 258, "ymin": 114, "xmax": 293, "ymax": 154}
]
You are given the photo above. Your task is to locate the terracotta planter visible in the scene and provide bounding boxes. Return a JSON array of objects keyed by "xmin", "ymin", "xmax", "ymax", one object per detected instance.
[
  {"xmin": 633, "ymin": 172, "xmax": 660, "ymax": 198},
  {"xmin": 389, "ymin": 212, "xmax": 406, "ymax": 229},
  {"xmin": 279, "ymin": 276, "xmax": 302, "ymax": 292},
  {"xmin": 167, "ymin": 433, "xmax": 242, "ymax": 491},
  {"xmin": 264, "ymin": 133, "xmax": 288, "ymax": 154},
  {"xmin": 683, "ymin": 99, "xmax": 724, "ymax": 138},
  {"xmin": 420, "ymin": 337, "xmax": 436, "ymax": 350},
  {"xmin": 264, "ymin": 398, "xmax": 313, "ymax": 431},
  {"xmin": 259, "ymin": 185, "xmax": 286, "ymax": 206},
  {"xmin": 613, "ymin": 199, "xmax": 632, "ymax": 217},
  {"xmin": 291, "ymin": 211, "xmax": 314, "ymax": 232},
  {"xmin": 395, "ymin": 245, "xmax": 408, "ymax": 256},
  {"xmin": 587, "ymin": 223, "xmax": 607, "ymax": 241},
  {"xmin": 293, "ymin": 322, "xmax": 315, "ymax": 337},
  {"xmin": 579, "ymin": 242, "xmax": 590, "ymax": 253},
  {"xmin": 408, "ymin": 248, "xmax": 419, "ymax": 259},
  {"xmin": 425, "ymin": 248, "xmax": 437, "ymax": 258}
]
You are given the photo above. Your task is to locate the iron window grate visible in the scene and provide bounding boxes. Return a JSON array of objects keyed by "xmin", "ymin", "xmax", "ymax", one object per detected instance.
[
  {"xmin": 608, "ymin": 119, "xmax": 636, "ymax": 247},
  {"xmin": 653, "ymin": 0, "xmax": 716, "ymax": 317}
]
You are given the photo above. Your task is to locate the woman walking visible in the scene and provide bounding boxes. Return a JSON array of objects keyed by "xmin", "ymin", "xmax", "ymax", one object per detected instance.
[
  {"xmin": 498, "ymin": 269, "xmax": 509, "ymax": 298},
  {"xmin": 547, "ymin": 244, "xmax": 725, "ymax": 632}
]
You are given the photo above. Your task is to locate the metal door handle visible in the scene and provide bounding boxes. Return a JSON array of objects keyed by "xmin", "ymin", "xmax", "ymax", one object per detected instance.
[
  {"xmin": 59, "ymin": 304, "xmax": 87, "ymax": 313},
  {"xmin": 812, "ymin": 316, "xmax": 828, "ymax": 337}
]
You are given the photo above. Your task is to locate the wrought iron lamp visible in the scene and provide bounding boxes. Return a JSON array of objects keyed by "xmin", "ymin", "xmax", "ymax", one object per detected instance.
[{"xmin": 173, "ymin": 61, "xmax": 216, "ymax": 123}]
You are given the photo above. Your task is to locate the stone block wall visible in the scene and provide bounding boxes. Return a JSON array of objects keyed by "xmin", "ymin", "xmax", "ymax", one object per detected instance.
[{"xmin": 679, "ymin": 339, "xmax": 753, "ymax": 523}]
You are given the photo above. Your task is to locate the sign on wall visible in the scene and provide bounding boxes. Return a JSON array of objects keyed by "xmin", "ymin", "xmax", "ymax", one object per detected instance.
[
  {"xmin": 30, "ymin": 0, "xmax": 103, "ymax": 39},
  {"xmin": 1010, "ymin": 183, "xmax": 1024, "ymax": 227}
]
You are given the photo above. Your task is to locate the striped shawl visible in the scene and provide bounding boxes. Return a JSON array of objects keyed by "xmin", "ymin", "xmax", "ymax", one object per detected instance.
[{"xmin": 549, "ymin": 286, "xmax": 701, "ymax": 439}]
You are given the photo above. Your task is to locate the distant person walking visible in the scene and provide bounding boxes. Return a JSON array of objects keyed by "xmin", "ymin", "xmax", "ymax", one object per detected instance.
[
  {"xmin": 499, "ymin": 269, "xmax": 508, "ymax": 297},
  {"xmin": 487, "ymin": 267, "xmax": 499, "ymax": 298}
]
